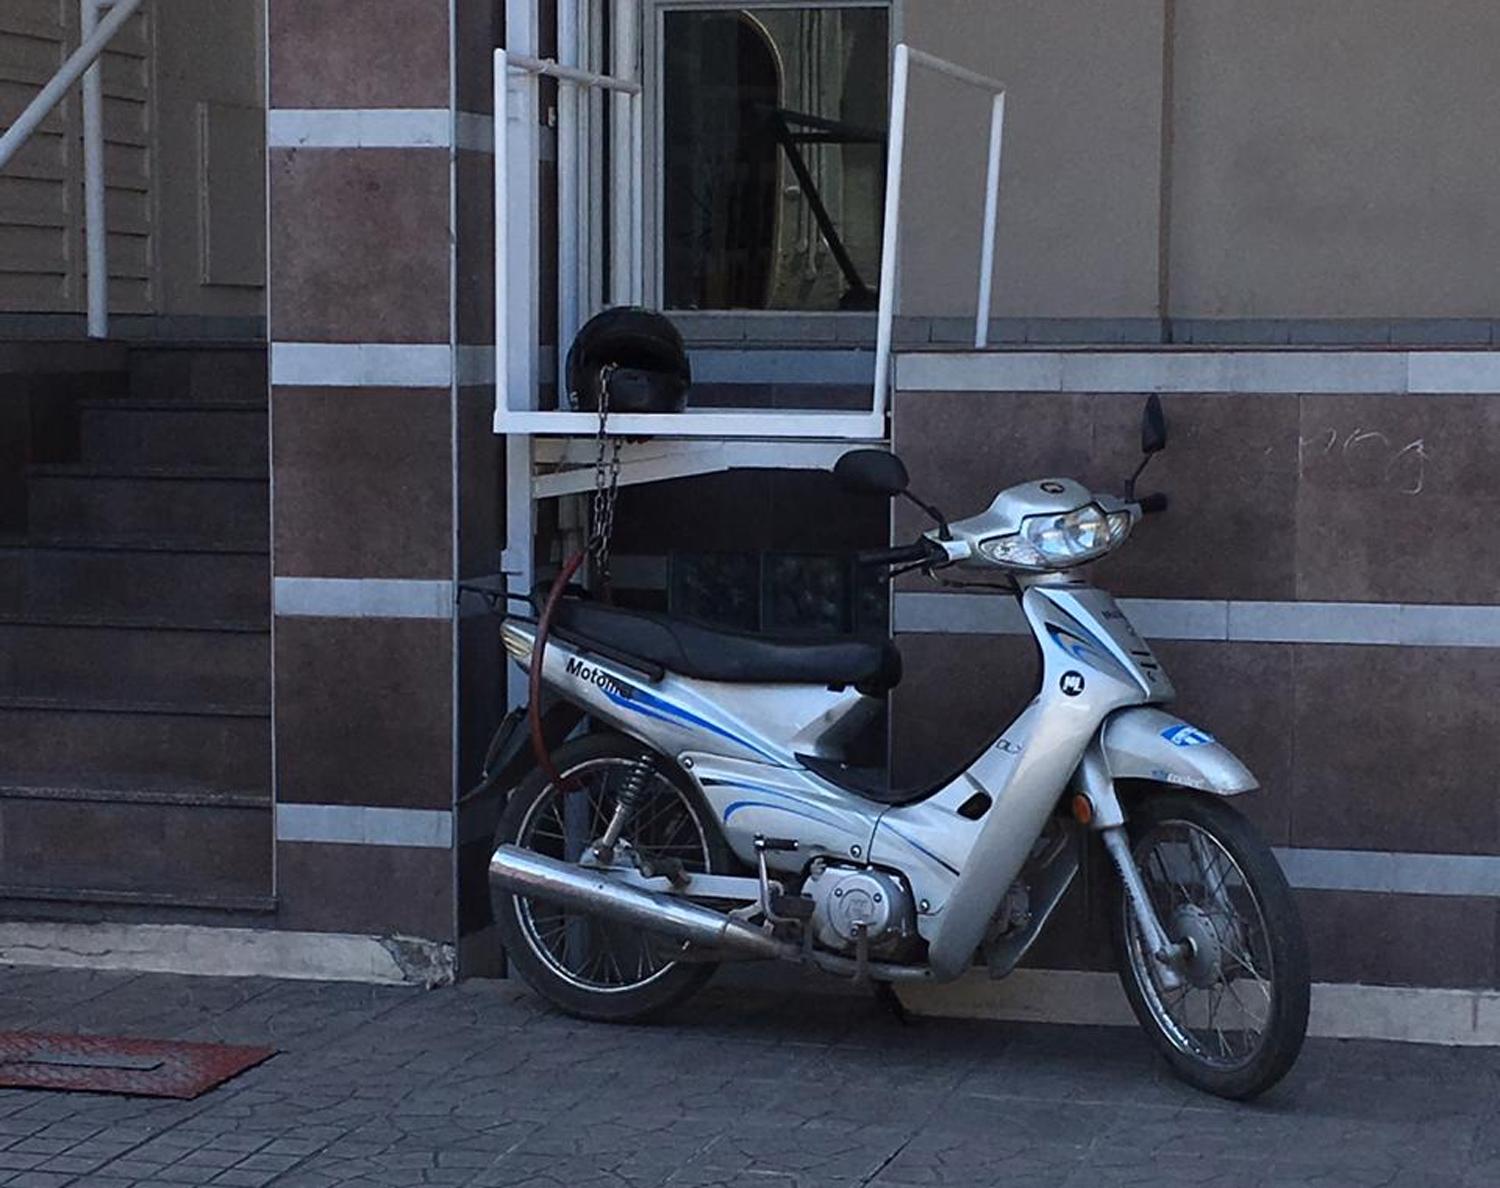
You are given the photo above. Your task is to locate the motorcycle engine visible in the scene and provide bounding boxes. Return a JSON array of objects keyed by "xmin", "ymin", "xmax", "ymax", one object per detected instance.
[{"xmin": 803, "ymin": 862, "xmax": 915, "ymax": 956}]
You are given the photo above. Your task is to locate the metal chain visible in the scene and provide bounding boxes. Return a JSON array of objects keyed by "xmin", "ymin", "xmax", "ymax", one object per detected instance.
[{"xmin": 589, "ymin": 362, "xmax": 623, "ymax": 588}]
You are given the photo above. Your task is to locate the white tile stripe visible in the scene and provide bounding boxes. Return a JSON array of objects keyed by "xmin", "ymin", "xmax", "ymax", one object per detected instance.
[
  {"xmin": 894, "ymin": 591, "xmax": 1500, "ymax": 648},
  {"xmin": 274, "ymin": 577, "xmax": 454, "ymax": 619},
  {"xmin": 276, "ymin": 804, "xmax": 453, "ymax": 849},
  {"xmin": 1275, "ymin": 848, "xmax": 1500, "ymax": 898},
  {"xmin": 266, "ymin": 795, "xmax": 1500, "ymax": 899},
  {"xmin": 270, "ymin": 343, "xmax": 495, "ymax": 388},
  {"xmin": 896, "ymin": 349, "xmax": 1500, "ymax": 394},
  {"xmin": 268, "ymin": 108, "xmax": 495, "ymax": 153}
]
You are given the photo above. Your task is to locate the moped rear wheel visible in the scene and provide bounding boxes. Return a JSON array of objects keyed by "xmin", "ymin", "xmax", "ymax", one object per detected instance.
[
  {"xmin": 493, "ymin": 732, "xmax": 733, "ymax": 1022},
  {"xmin": 1111, "ymin": 791, "xmax": 1309, "ymax": 1100}
]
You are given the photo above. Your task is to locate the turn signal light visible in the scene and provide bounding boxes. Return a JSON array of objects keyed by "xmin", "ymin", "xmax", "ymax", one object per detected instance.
[{"xmin": 1071, "ymin": 794, "xmax": 1094, "ymax": 825}]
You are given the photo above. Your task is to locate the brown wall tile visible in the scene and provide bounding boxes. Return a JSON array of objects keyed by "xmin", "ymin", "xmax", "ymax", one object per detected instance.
[
  {"xmin": 889, "ymin": 633, "xmax": 1039, "ymax": 787},
  {"xmin": 890, "ymin": 635, "xmax": 1294, "ymax": 844},
  {"xmin": 1296, "ymin": 393, "xmax": 1500, "ymax": 604},
  {"xmin": 275, "ymin": 616, "xmax": 454, "ymax": 811},
  {"xmin": 269, "ymin": 0, "xmax": 450, "ymax": 109},
  {"xmin": 455, "ymin": 0, "xmax": 504, "ymax": 115},
  {"xmin": 270, "ymin": 149, "xmax": 450, "ymax": 344},
  {"xmin": 895, "ymin": 387, "xmax": 1500, "ymax": 606},
  {"xmin": 277, "ymin": 841, "xmax": 453, "ymax": 939},
  {"xmin": 272, "ymin": 387, "xmax": 453, "ymax": 580},
  {"xmin": 893, "ymin": 390, "xmax": 1301, "ymax": 600},
  {"xmin": 1016, "ymin": 887, "xmax": 1499, "ymax": 989},
  {"xmin": 1152, "ymin": 641, "xmax": 1295, "ymax": 845},
  {"xmin": 457, "ymin": 385, "xmax": 501, "ymax": 578},
  {"xmin": 1291, "ymin": 644, "xmax": 1500, "ymax": 855},
  {"xmin": 1297, "ymin": 889, "xmax": 1498, "ymax": 989},
  {"xmin": 456, "ymin": 151, "xmax": 496, "ymax": 347}
]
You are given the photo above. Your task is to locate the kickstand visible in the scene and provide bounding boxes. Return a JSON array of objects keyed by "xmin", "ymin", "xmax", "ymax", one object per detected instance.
[{"xmin": 873, "ymin": 981, "xmax": 913, "ymax": 1026}]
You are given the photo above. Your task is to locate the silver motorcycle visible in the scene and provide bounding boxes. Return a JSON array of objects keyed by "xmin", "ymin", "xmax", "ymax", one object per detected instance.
[{"xmin": 489, "ymin": 397, "xmax": 1309, "ymax": 1099}]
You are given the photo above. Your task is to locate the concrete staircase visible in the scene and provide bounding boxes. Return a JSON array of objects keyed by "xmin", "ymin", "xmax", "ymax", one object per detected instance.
[{"xmin": 0, "ymin": 345, "xmax": 272, "ymax": 913}]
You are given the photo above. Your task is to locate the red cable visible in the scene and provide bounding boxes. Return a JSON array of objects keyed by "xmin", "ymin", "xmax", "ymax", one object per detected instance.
[{"xmin": 528, "ymin": 550, "xmax": 588, "ymax": 793}]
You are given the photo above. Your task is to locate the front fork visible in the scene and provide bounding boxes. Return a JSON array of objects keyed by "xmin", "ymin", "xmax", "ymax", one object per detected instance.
[
  {"xmin": 1101, "ymin": 827, "xmax": 1190, "ymax": 990},
  {"xmin": 1073, "ymin": 745, "xmax": 1190, "ymax": 989}
]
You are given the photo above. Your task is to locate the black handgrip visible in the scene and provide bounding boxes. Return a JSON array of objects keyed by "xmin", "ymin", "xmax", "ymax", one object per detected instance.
[
  {"xmin": 1138, "ymin": 492, "xmax": 1169, "ymax": 515},
  {"xmin": 857, "ymin": 540, "xmax": 937, "ymax": 567}
]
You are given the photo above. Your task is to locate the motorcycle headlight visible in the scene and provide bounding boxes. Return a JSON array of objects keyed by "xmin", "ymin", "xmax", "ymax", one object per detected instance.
[{"xmin": 978, "ymin": 505, "xmax": 1132, "ymax": 570}]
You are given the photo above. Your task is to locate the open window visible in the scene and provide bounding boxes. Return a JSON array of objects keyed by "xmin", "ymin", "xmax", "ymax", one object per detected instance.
[{"xmin": 651, "ymin": 3, "xmax": 890, "ymax": 312}]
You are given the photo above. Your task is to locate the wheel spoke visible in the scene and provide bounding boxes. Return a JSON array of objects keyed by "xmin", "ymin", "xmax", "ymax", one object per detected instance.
[
  {"xmin": 509, "ymin": 756, "xmax": 716, "ymax": 995},
  {"xmin": 1126, "ymin": 819, "xmax": 1281, "ymax": 1075}
]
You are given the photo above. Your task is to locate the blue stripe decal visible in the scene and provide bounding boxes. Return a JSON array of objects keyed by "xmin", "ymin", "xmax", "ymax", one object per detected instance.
[
  {"xmin": 882, "ymin": 824, "xmax": 961, "ymax": 877},
  {"xmin": 707, "ymin": 780, "xmax": 847, "ymax": 829},
  {"xmin": 602, "ymin": 685, "xmax": 782, "ymax": 764},
  {"xmin": 722, "ymin": 799, "xmax": 846, "ymax": 829},
  {"xmin": 1044, "ymin": 622, "xmax": 1110, "ymax": 666}
]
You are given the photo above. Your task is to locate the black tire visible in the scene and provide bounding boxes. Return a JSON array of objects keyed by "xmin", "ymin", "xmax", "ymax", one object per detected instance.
[
  {"xmin": 1110, "ymin": 791, "xmax": 1310, "ymax": 1100},
  {"xmin": 493, "ymin": 732, "xmax": 732, "ymax": 1022}
]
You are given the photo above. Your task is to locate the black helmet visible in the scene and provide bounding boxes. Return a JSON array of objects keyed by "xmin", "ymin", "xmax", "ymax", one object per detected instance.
[{"xmin": 565, "ymin": 307, "xmax": 691, "ymax": 414}]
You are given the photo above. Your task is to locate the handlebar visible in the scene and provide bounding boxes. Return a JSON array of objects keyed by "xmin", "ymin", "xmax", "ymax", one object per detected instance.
[{"xmin": 856, "ymin": 539, "xmax": 943, "ymax": 568}]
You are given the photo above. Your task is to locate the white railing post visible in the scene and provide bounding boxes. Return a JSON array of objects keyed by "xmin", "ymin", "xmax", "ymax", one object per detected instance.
[
  {"xmin": 630, "ymin": 88, "xmax": 644, "ymax": 305},
  {"xmin": 875, "ymin": 45, "xmax": 1008, "ymax": 406},
  {"xmin": 493, "ymin": 47, "xmax": 509, "ymax": 422},
  {"xmin": 557, "ymin": 0, "xmax": 580, "ymax": 386},
  {"xmin": 0, "ymin": 0, "xmax": 142, "ymax": 339},
  {"xmin": 872, "ymin": 43, "xmax": 910, "ymax": 420},
  {"xmin": 0, "ymin": 0, "xmax": 141, "ymax": 171},
  {"xmin": 974, "ymin": 92, "xmax": 1006, "ymax": 349},
  {"xmin": 82, "ymin": 0, "xmax": 109, "ymax": 338},
  {"xmin": 609, "ymin": 0, "xmax": 640, "ymax": 305}
]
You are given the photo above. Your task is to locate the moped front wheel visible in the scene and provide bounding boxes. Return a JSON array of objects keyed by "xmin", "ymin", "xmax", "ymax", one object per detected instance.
[
  {"xmin": 493, "ymin": 732, "xmax": 733, "ymax": 1022},
  {"xmin": 1111, "ymin": 791, "xmax": 1309, "ymax": 1100}
]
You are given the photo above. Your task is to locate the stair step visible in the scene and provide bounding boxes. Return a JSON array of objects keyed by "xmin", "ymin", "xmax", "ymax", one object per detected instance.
[
  {"xmin": 25, "ymin": 470, "xmax": 267, "ymax": 550},
  {"xmin": 0, "ymin": 694, "xmax": 267, "ymax": 719},
  {"xmin": 0, "ymin": 783, "xmax": 271, "ymax": 904},
  {"xmin": 128, "ymin": 346, "xmax": 267, "ymax": 404},
  {"xmin": 78, "ymin": 398, "xmax": 265, "ymax": 412},
  {"xmin": 0, "ymin": 704, "xmax": 271, "ymax": 790},
  {"xmin": 0, "ymin": 782, "xmax": 270, "ymax": 810},
  {"xmin": 79, "ymin": 402, "xmax": 267, "ymax": 470},
  {"xmin": 0, "ymin": 546, "xmax": 269, "ymax": 626}
]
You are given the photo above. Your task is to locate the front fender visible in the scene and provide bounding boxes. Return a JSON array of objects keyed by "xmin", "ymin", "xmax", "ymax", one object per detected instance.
[{"xmin": 1101, "ymin": 707, "xmax": 1257, "ymax": 795}]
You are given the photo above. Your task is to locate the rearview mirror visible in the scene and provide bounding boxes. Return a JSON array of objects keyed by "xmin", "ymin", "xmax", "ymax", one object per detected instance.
[
  {"xmin": 834, "ymin": 449, "xmax": 909, "ymax": 498},
  {"xmin": 1141, "ymin": 394, "xmax": 1167, "ymax": 455}
]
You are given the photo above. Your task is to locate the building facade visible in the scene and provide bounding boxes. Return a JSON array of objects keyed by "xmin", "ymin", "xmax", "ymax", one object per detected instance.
[{"xmin": 2, "ymin": 1, "xmax": 1499, "ymax": 1033}]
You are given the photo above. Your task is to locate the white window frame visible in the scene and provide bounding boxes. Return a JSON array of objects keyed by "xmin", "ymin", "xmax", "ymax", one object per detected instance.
[
  {"xmin": 642, "ymin": 0, "xmax": 894, "ymax": 320},
  {"xmin": 496, "ymin": 0, "xmax": 1006, "ymax": 437}
]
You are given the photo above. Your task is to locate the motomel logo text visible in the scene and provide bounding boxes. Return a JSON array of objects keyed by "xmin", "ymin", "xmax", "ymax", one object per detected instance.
[{"xmin": 565, "ymin": 657, "xmax": 632, "ymax": 700}]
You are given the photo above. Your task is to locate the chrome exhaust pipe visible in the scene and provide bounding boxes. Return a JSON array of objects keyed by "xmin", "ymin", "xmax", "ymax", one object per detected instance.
[{"xmin": 490, "ymin": 844, "xmax": 797, "ymax": 962}]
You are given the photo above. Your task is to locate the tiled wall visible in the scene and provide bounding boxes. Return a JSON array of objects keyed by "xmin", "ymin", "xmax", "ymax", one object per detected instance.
[
  {"xmin": 892, "ymin": 364, "xmax": 1500, "ymax": 990},
  {"xmin": 266, "ymin": 1, "xmax": 503, "ymax": 960}
]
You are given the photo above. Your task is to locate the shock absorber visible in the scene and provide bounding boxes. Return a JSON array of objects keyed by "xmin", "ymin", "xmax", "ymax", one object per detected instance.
[{"xmin": 591, "ymin": 752, "xmax": 657, "ymax": 864}]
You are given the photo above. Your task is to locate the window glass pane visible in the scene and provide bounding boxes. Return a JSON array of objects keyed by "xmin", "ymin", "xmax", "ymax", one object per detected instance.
[{"xmin": 662, "ymin": 5, "xmax": 888, "ymax": 311}]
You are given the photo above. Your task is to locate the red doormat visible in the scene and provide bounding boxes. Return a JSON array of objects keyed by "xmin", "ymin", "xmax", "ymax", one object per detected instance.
[{"xmin": 0, "ymin": 1032, "xmax": 275, "ymax": 1099}]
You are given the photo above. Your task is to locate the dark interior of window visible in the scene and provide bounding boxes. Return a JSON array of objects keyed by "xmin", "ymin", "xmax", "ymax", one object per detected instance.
[{"xmin": 662, "ymin": 6, "xmax": 889, "ymax": 312}]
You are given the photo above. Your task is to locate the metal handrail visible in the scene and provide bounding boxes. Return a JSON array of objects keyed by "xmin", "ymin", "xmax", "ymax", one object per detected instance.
[
  {"xmin": 872, "ymin": 44, "xmax": 1009, "ymax": 412},
  {"xmin": 0, "ymin": 0, "xmax": 147, "ymax": 338}
]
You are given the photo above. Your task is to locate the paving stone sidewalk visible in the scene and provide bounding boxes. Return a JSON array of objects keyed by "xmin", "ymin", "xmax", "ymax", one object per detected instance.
[{"xmin": 0, "ymin": 963, "xmax": 1495, "ymax": 1188}]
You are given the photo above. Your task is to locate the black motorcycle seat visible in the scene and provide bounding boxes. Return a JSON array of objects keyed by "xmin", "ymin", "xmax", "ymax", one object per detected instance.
[{"xmin": 549, "ymin": 599, "xmax": 901, "ymax": 691}]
